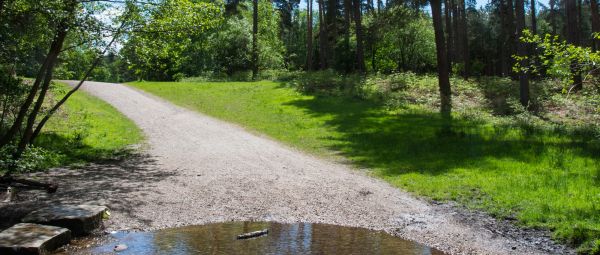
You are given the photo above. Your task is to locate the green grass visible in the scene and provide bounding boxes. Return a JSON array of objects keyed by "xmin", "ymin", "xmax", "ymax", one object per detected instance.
[
  {"xmin": 129, "ymin": 80, "xmax": 600, "ymax": 251},
  {"xmin": 32, "ymin": 81, "xmax": 143, "ymax": 166}
]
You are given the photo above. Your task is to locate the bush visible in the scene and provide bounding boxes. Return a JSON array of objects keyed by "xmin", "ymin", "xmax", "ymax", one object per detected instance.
[
  {"xmin": 292, "ymin": 70, "xmax": 363, "ymax": 96},
  {"xmin": 0, "ymin": 145, "xmax": 61, "ymax": 174},
  {"xmin": 0, "ymin": 73, "xmax": 27, "ymax": 136}
]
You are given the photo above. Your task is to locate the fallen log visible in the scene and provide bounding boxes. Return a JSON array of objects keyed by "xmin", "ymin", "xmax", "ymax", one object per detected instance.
[
  {"xmin": 236, "ymin": 229, "xmax": 268, "ymax": 240},
  {"xmin": 0, "ymin": 176, "xmax": 58, "ymax": 193}
]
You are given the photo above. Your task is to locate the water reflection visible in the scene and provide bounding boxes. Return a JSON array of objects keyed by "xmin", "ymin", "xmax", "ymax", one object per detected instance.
[{"xmin": 88, "ymin": 222, "xmax": 445, "ymax": 254}]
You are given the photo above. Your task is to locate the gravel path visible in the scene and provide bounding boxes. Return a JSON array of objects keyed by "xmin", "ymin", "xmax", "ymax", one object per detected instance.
[{"xmin": 18, "ymin": 81, "xmax": 571, "ymax": 254}]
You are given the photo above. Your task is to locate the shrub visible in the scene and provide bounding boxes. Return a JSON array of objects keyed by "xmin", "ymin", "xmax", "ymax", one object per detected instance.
[{"xmin": 0, "ymin": 145, "xmax": 61, "ymax": 174}]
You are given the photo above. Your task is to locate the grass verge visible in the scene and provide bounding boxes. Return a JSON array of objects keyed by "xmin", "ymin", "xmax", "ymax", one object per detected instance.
[
  {"xmin": 129, "ymin": 79, "xmax": 599, "ymax": 252},
  {"xmin": 23, "ymin": 81, "xmax": 143, "ymax": 171}
]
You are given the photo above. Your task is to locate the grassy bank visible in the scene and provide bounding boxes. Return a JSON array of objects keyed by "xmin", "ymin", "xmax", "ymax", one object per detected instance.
[
  {"xmin": 129, "ymin": 78, "xmax": 599, "ymax": 252},
  {"xmin": 0, "ymin": 81, "xmax": 143, "ymax": 174}
]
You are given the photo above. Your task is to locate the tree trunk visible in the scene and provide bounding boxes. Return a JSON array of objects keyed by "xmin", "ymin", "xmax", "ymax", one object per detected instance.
[
  {"xmin": 30, "ymin": 12, "xmax": 129, "ymax": 145},
  {"xmin": 326, "ymin": 0, "xmax": 337, "ymax": 67},
  {"xmin": 515, "ymin": 0, "xmax": 530, "ymax": 107},
  {"xmin": 530, "ymin": 0, "xmax": 537, "ymax": 34},
  {"xmin": 550, "ymin": 0, "xmax": 557, "ymax": 34},
  {"xmin": 451, "ymin": 0, "xmax": 460, "ymax": 66},
  {"xmin": 591, "ymin": 0, "xmax": 600, "ymax": 51},
  {"xmin": 352, "ymin": 0, "xmax": 366, "ymax": 72},
  {"xmin": 445, "ymin": 0, "xmax": 454, "ymax": 67},
  {"xmin": 344, "ymin": 0, "xmax": 352, "ymax": 72},
  {"xmin": 459, "ymin": 0, "xmax": 469, "ymax": 78},
  {"xmin": 0, "ymin": 38, "xmax": 57, "ymax": 148},
  {"xmin": 431, "ymin": 0, "xmax": 452, "ymax": 116},
  {"xmin": 306, "ymin": 0, "xmax": 313, "ymax": 70},
  {"xmin": 252, "ymin": 0, "xmax": 259, "ymax": 80},
  {"xmin": 14, "ymin": 29, "xmax": 68, "ymax": 158},
  {"xmin": 566, "ymin": 0, "xmax": 582, "ymax": 89},
  {"xmin": 317, "ymin": 0, "xmax": 328, "ymax": 69}
]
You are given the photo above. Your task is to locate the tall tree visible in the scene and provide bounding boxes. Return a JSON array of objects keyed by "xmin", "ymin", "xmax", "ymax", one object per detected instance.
[
  {"xmin": 431, "ymin": 0, "xmax": 452, "ymax": 116},
  {"xmin": 317, "ymin": 0, "xmax": 328, "ymax": 69},
  {"xmin": 515, "ymin": 0, "xmax": 530, "ymax": 106},
  {"xmin": 352, "ymin": 0, "xmax": 366, "ymax": 72},
  {"xmin": 326, "ymin": 0, "xmax": 337, "ymax": 67},
  {"xmin": 549, "ymin": 0, "xmax": 557, "ymax": 34},
  {"xmin": 445, "ymin": 0, "xmax": 454, "ymax": 66},
  {"xmin": 591, "ymin": 0, "xmax": 600, "ymax": 51},
  {"xmin": 530, "ymin": 0, "xmax": 537, "ymax": 34},
  {"xmin": 459, "ymin": 0, "xmax": 469, "ymax": 77},
  {"xmin": 498, "ymin": 0, "xmax": 516, "ymax": 76},
  {"xmin": 252, "ymin": 0, "xmax": 259, "ymax": 80},
  {"xmin": 307, "ymin": 0, "xmax": 314, "ymax": 70},
  {"xmin": 566, "ymin": 0, "xmax": 582, "ymax": 89},
  {"xmin": 344, "ymin": 0, "xmax": 352, "ymax": 72}
]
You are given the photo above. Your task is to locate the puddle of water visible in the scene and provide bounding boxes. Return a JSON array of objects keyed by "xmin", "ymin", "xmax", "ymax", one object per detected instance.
[{"xmin": 82, "ymin": 222, "xmax": 445, "ymax": 254}]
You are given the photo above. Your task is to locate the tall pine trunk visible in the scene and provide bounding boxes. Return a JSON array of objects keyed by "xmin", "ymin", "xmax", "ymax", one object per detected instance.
[
  {"xmin": 530, "ymin": 0, "xmax": 537, "ymax": 34},
  {"xmin": 431, "ymin": 0, "xmax": 452, "ymax": 117},
  {"xmin": 515, "ymin": 0, "xmax": 530, "ymax": 107},
  {"xmin": 451, "ymin": 0, "xmax": 460, "ymax": 66},
  {"xmin": 344, "ymin": 0, "xmax": 352, "ymax": 72},
  {"xmin": 591, "ymin": 0, "xmax": 600, "ymax": 51},
  {"xmin": 352, "ymin": 0, "xmax": 366, "ymax": 72},
  {"xmin": 306, "ymin": 0, "xmax": 313, "ymax": 70},
  {"xmin": 445, "ymin": 0, "xmax": 454, "ymax": 67},
  {"xmin": 566, "ymin": 0, "xmax": 582, "ymax": 89},
  {"xmin": 550, "ymin": 0, "xmax": 557, "ymax": 34},
  {"xmin": 326, "ymin": 0, "xmax": 337, "ymax": 67},
  {"xmin": 459, "ymin": 0, "xmax": 469, "ymax": 78},
  {"xmin": 252, "ymin": 0, "xmax": 259, "ymax": 80},
  {"xmin": 317, "ymin": 0, "xmax": 328, "ymax": 69}
]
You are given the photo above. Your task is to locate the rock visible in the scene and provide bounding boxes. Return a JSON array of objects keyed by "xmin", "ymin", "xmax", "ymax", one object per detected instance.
[
  {"xmin": 0, "ymin": 223, "xmax": 71, "ymax": 255},
  {"xmin": 114, "ymin": 244, "xmax": 128, "ymax": 252},
  {"xmin": 22, "ymin": 205, "xmax": 107, "ymax": 236}
]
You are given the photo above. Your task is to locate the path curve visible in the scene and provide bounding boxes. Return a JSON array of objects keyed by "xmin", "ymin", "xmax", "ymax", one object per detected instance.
[{"xmin": 58, "ymin": 81, "xmax": 563, "ymax": 254}]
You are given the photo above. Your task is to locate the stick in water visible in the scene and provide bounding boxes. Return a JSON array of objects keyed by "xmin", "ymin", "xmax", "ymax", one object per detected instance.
[{"xmin": 236, "ymin": 229, "xmax": 269, "ymax": 239}]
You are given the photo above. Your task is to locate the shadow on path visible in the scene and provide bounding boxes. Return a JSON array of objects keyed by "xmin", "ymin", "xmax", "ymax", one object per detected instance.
[{"xmin": 0, "ymin": 154, "xmax": 174, "ymax": 231}]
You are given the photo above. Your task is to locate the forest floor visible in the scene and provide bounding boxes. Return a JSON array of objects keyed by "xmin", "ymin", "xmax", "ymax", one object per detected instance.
[{"xmin": 2, "ymin": 81, "xmax": 574, "ymax": 255}]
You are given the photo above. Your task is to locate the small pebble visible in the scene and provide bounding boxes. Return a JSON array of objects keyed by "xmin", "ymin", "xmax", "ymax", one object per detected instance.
[{"xmin": 114, "ymin": 244, "xmax": 128, "ymax": 252}]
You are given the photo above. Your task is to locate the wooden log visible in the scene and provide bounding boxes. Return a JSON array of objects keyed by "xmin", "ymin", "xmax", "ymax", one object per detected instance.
[
  {"xmin": 0, "ymin": 176, "xmax": 58, "ymax": 193},
  {"xmin": 236, "ymin": 229, "xmax": 268, "ymax": 240}
]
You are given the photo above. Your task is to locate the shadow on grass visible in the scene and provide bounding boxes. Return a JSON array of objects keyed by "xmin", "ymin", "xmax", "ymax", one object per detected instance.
[
  {"xmin": 34, "ymin": 132, "xmax": 136, "ymax": 165},
  {"xmin": 283, "ymin": 94, "xmax": 600, "ymax": 177}
]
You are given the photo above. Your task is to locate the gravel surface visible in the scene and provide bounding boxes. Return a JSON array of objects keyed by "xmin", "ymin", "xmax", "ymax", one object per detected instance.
[{"xmin": 1, "ymin": 81, "xmax": 572, "ymax": 255}]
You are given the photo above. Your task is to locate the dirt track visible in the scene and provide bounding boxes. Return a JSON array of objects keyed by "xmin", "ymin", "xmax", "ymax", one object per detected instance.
[{"xmin": 5, "ymin": 81, "xmax": 571, "ymax": 254}]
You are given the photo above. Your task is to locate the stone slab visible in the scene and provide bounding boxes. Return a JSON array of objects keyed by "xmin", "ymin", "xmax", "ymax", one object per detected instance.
[
  {"xmin": 22, "ymin": 205, "xmax": 107, "ymax": 236},
  {"xmin": 0, "ymin": 223, "xmax": 71, "ymax": 255}
]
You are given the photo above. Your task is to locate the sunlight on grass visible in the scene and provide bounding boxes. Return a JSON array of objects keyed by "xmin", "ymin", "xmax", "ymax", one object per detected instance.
[
  {"xmin": 130, "ymin": 80, "xmax": 600, "ymax": 249},
  {"xmin": 34, "ymin": 82, "xmax": 143, "ymax": 165}
]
